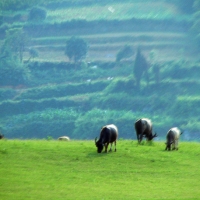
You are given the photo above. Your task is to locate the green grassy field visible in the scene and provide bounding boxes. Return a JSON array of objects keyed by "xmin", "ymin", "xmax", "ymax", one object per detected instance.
[{"xmin": 0, "ymin": 140, "xmax": 200, "ymax": 200}]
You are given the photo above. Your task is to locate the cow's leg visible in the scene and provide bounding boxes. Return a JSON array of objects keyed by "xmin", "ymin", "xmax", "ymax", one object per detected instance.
[
  {"xmin": 172, "ymin": 142, "xmax": 175, "ymax": 150},
  {"xmin": 114, "ymin": 141, "xmax": 117, "ymax": 152},
  {"xmin": 137, "ymin": 134, "xmax": 140, "ymax": 143},
  {"xmin": 109, "ymin": 143, "xmax": 113, "ymax": 152},
  {"xmin": 104, "ymin": 143, "xmax": 108, "ymax": 153},
  {"xmin": 139, "ymin": 134, "xmax": 143, "ymax": 143}
]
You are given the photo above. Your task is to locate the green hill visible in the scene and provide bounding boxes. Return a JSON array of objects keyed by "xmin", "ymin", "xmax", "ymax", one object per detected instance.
[{"xmin": 0, "ymin": 0, "xmax": 200, "ymax": 140}]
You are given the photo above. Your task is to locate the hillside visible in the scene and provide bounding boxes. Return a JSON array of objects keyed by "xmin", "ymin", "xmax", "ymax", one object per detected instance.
[
  {"xmin": 0, "ymin": 0, "xmax": 195, "ymax": 62},
  {"xmin": 0, "ymin": 0, "xmax": 200, "ymax": 140}
]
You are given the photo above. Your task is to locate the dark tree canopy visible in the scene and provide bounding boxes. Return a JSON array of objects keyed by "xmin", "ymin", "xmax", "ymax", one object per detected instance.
[
  {"xmin": 2, "ymin": 28, "xmax": 29, "ymax": 62},
  {"xmin": 133, "ymin": 48, "xmax": 149, "ymax": 89},
  {"xmin": 116, "ymin": 45, "xmax": 134, "ymax": 62},
  {"xmin": 65, "ymin": 36, "xmax": 88, "ymax": 63},
  {"xmin": 28, "ymin": 7, "xmax": 47, "ymax": 22}
]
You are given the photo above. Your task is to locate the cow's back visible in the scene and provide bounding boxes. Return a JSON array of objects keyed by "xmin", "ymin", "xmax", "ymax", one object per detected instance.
[
  {"xmin": 171, "ymin": 127, "xmax": 181, "ymax": 140},
  {"xmin": 100, "ymin": 124, "xmax": 118, "ymax": 143},
  {"xmin": 108, "ymin": 124, "xmax": 118, "ymax": 142}
]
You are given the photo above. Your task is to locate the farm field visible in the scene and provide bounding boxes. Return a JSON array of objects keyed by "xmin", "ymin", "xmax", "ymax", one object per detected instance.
[
  {"xmin": 0, "ymin": 0, "xmax": 195, "ymax": 62},
  {"xmin": 0, "ymin": 0, "xmax": 200, "ymax": 141},
  {"xmin": 0, "ymin": 140, "xmax": 200, "ymax": 200},
  {"xmin": 26, "ymin": 31, "xmax": 194, "ymax": 62}
]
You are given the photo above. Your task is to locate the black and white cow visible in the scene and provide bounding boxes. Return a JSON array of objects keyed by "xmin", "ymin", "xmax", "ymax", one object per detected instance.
[
  {"xmin": 95, "ymin": 124, "xmax": 118, "ymax": 153},
  {"xmin": 165, "ymin": 127, "xmax": 183, "ymax": 151},
  {"xmin": 135, "ymin": 118, "xmax": 157, "ymax": 143},
  {"xmin": 0, "ymin": 134, "xmax": 4, "ymax": 139}
]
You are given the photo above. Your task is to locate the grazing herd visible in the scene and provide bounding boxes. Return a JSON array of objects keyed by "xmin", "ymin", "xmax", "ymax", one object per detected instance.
[
  {"xmin": 95, "ymin": 118, "xmax": 183, "ymax": 153},
  {"xmin": 0, "ymin": 118, "xmax": 183, "ymax": 153}
]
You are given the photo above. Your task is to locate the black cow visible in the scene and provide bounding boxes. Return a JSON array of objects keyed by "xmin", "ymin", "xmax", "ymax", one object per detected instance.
[
  {"xmin": 165, "ymin": 127, "xmax": 183, "ymax": 151},
  {"xmin": 135, "ymin": 118, "xmax": 157, "ymax": 143},
  {"xmin": 0, "ymin": 134, "xmax": 4, "ymax": 139},
  {"xmin": 95, "ymin": 124, "xmax": 118, "ymax": 153}
]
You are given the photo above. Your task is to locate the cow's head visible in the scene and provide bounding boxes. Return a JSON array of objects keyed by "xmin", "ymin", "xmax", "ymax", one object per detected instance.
[
  {"xmin": 147, "ymin": 133, "xmax": 157, "ymax": 141},
  {"xmin": 95, "ymin": 137, "xmax": 104, "ymax": 153},
  {"xmin": 165, "ymin": 141, "xmax": 173, "ymax": 151},
  {"xmin": 0, "ymin": 134, "xmax": 4, "ymax": 139}
]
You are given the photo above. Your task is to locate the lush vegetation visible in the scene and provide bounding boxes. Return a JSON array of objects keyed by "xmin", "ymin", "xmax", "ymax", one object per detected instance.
[
  {"xmin": 0, "ymin": 140, "xmax": 200, "ymax": 200},
  {"xmin": 0, "ymin": 0, "xmax": 200, "ymax": 140}
]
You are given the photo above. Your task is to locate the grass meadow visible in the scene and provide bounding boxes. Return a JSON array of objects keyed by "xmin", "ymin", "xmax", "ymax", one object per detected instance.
[{"xmin": 0, "ymin": 140, "xmax": 200, "ymax": 200}]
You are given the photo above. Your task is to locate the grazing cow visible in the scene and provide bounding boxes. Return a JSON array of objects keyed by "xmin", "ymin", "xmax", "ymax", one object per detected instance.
[
  {"xmin": 58, "ymin": 136, "xmax": 70, "ymax": 141},
  {"xmin": 0, "ymin": 134, "xmax": 4, "ymax": 139},
  {"xmin": 95, "ymin": 124, "xmax": 118, "ymax": 153},
  {"xmin": 165, "ymin": 127, "xmax": 183, "ymax": 151},
  {"xmin": 135, "ymin": 118, "xmax": 157, "ymax": 143}
]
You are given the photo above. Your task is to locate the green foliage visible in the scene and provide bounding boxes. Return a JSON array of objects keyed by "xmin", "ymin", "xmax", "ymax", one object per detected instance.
[
  {"xmin": 1, "ymin": 28, "xmax": 29, "ymax": 62},
  {"xmin": 28, "ymin": 7, "xmax": 47, "ymax": 22},
  {"xmin": 65, "ymin": 36, "xmax": 88, "ymax": 63},
  {"xmin": 1, "ymin": 140, "xmax": 200, "ymax": 199},
  {"xmin": 13, "ymin": 81, "xmax": 109, "ymax": 100},
  {"xmin": 116, "ymin": 45, "xmax": 134, "ymax": 62},
  {"xmin": 103, "ymin": 77, "xmax": 135, "ymax": 94},
  {"xmin": 0, "ymin": 57, "xmax": 30, "ymax": 86},
  {"xmin": 133, "ymin": 48, "xmax": 149, "ymax": 89}
]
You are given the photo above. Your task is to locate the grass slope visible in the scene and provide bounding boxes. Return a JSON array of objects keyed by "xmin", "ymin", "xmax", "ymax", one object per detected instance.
[{"xmin": 0, "ymin": 140, "xmax": 200, "ymax": 199}]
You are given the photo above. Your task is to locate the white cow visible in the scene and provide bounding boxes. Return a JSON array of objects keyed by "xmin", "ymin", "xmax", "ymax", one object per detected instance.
[
  {"xmin": 58, "ymin": 136, "xmax": 70, "ymax": 141},
  {"xmin": 165, "ymin": 127, "xmax": 183, "ymax": 150}
]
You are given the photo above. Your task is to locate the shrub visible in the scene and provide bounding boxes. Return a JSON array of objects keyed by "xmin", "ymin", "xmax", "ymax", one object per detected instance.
[
  {"xmin": 28, "ymin": 7, "xmax": 47, "ymax": 22},
  {"xmin": 0, "ymin": 58, "xmax": 30, "ymax": 86},
  {"xmin": 116, "ymin": 45, "xmax": 134, "ymax": 62},
  {"xmin": 65, "ymin": 36, "xmax": 88, "ymax": 63}
]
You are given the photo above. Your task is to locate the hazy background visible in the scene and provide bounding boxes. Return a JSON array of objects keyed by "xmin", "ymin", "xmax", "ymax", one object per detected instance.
[{"xmin": 0, "ymin": 0, "xmax": 200, "ymax": 140}]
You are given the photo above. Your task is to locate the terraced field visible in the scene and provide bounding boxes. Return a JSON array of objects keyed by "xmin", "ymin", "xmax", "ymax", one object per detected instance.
[
  {"xmin": 1, "ymin": 0, "xmax": 200, "ymax": 140},
  {"xmin": 18, "ymin": 0, "xmax": 195, "ymax": 63},
  {"xmin": 26, "ymin": 30, "xmax": 193, "ymax": 62}
]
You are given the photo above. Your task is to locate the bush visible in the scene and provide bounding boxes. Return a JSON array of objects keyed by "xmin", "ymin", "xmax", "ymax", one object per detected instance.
[
  {"xmin": 116, "ymin": 45, "xmax": 134, "ymax": 62},
  {"xmin": 0, "ymin": 58, "xmax": 30, "ymax": 86},
  {"xmin": 65, "ymin": 36, "xmax": 88, "ymax": 63},
  {"xmin": 28, "ymin": 7, "xmax": 47, "ymax": 22}
]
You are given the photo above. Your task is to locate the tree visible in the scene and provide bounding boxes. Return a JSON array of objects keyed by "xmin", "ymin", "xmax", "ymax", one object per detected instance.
[
  {"xmin": 116, "ymin": 45, "xmax": 134, "ymax": 62},
  {"xmin": 133, "ymin": 48, "xmax": 149, "ymax": 89},
  {"xmin": 2, "ymin": 28, "xmax": 29, "ymax": 63},
  {"xmin": 0, "ymin": 28, "xmax": 30, "ymax": 86},
  {"xmin": 28, "ymin": 7, "xmax": 47, "ymax": 22},
  {"xmin": 65, "ymin": 36, "xmax": 88, "ymax": 63},
  {"xmin": 0, "ymin": 56, "xmax": 30, "ymax": 86}
]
